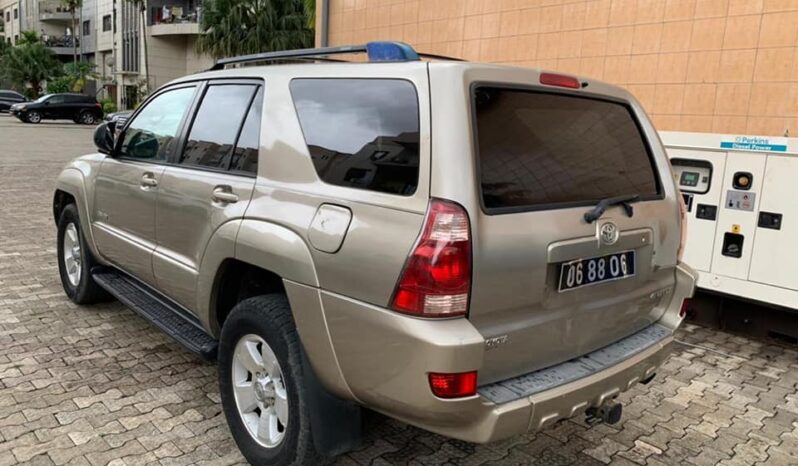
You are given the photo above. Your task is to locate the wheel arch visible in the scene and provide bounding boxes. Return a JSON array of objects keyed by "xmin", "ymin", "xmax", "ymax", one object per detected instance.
[
  {"xmin": 197, "ymin": 218, "xmax": 320, "ymax": 337},
  {"xmin": 54, "ymin": 167, "xmax": 101, "ymax": 259}
]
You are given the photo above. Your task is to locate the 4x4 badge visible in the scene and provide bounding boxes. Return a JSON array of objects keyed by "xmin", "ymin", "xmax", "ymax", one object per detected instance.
[{"xmin": 599, "ymin": 222, "xmax": 619, "ymax": 246}]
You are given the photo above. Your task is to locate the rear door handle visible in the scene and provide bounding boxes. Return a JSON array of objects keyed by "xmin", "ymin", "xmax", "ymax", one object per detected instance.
[
  {"xmin": 141, "ymin": 172, "xmax": 158, "ymax": 188},
  {"xmin": 212, "ymin": 186, "xmax": 239, "ymax": 204}
]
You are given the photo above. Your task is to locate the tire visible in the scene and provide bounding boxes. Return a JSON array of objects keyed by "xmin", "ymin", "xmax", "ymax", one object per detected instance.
[
  {"xmin": 26, "ymin": 111, "xmax": 41, "ymax": 124},
  {"xmin": 219, "ymin": 295, "xmax": 325, "ymax": 466},
  {"xmin": 56, "ymin": 204, "xmax": 110, "ymax": 304},
  {"xmin": 79, "ymin": 111, "xmax": 97, "ymax": 125}
]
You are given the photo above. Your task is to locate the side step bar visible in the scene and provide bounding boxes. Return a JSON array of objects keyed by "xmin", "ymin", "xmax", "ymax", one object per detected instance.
[{"xmin": 92, "ymin": 267, "xmax": 218, "ymax": 360}]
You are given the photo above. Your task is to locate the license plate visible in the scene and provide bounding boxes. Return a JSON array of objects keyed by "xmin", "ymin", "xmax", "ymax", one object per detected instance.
[{"xmin": 558, "ymin": 250, "xmax": 636, "ymax": 292}]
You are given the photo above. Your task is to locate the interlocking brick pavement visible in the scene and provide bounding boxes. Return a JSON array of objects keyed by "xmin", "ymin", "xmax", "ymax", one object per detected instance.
[{"xmin": 0, "ymin": 115, "xmax": 797, "ymax": 465}]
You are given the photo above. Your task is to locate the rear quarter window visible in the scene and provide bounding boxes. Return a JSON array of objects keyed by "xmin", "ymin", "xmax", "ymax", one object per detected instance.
[
  {"xmin": 290, "ymin": 78, "xmax": 420, "ymax": 196},
  {"xmin": 473, "ymin": 86, "xmax": 661, "ymax": 213}
]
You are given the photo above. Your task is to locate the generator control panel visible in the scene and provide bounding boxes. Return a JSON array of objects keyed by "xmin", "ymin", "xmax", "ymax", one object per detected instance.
[{"xmin": 671, "ymin": 158, "xmax": 713, "ymax": 194}]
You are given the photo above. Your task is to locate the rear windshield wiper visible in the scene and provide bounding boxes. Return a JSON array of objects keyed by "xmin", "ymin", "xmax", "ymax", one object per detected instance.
[{"xmin": 584, "ymin": 194, "xmax": 641, "ymax": 223}]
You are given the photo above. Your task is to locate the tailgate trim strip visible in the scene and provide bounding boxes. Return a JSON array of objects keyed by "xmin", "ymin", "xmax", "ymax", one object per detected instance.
[{"xmin": 478, "ymin": 324, "xmax": 671, "ymax": 404}]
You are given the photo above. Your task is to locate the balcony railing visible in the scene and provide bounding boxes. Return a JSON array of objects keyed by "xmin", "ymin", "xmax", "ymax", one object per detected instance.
[
  {"xmin": 39, "ymin": 0, "xmax": 74, "ymax": 22},
  {"xmin": 149, "ymin": 4, "xmax": 201, "ymax": 36},
  {"xmin": 150, "ymin": 4, "xmax": 200, "ymax": 27},
  {"xmin": 44, "ymin": 34, "xmax": 79, "ymax": 53}
]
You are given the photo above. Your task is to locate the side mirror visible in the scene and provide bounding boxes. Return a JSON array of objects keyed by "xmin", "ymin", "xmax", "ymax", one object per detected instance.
[{"xmin": 94, "ymin": 121, "xmax": 116, "ymax": 155}]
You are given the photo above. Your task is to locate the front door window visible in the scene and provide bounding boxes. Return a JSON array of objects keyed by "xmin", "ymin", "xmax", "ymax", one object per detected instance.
[{"xmin": 119, "ymin": 86, "xmax": 196, "ymax": 162}]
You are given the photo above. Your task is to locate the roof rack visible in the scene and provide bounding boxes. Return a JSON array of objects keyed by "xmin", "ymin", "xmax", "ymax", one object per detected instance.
[{"xmin": 208, "ymin": 41, "xmax": 462, "ymax": 70}]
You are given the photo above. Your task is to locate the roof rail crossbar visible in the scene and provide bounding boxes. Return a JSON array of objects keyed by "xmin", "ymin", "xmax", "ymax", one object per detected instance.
[
  {"xmin": 209, "ymin": 41, "xmax": 420, "ymax": 71},
  {"xmin": 417, "ymin": 52, "xmax": 465, "ymax": 62}
]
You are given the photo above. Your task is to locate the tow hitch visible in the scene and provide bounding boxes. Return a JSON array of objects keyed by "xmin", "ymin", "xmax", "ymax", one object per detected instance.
[{"xmin": 585, "ymin": 402, "xmax": 623, "ymax": 425}]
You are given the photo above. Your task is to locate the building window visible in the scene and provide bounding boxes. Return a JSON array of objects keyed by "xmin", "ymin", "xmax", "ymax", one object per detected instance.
[
  {"xmin": 13, "ymin": 8, "xmax": 17, "ymax": 19},
  {"xmin": 5, "ymin": 11, "xmax": 9, "ymax": 22},
  {"xmin": 83, "ymin": 20, "xmax": 90, "ymax": 36},
  {"xmin": 103, "ymin": 14, "xmax": 112, "ymax": 31},
  {"xmin": 14, "ymin": 34, "xmax": 18, "ymax": 44}
]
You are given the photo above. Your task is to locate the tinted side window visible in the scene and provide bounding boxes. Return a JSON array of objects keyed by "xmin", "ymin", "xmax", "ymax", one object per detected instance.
[
  {"xmin": 48, "ymin": 95, "xmax": 66, "ymax": 104},
  {"xmin": 230, "ymin": 87, "xmax": 263, "ymax": 174},
  {"xmin": 290, "ymin": 79, "xmax": 420, "ymax": 196},
  {"xmin": 120, "ymin": 86, "xmax": 195, "ymax": 161},
  {"xmin": 180, "ymin": 84, "xmax": 256, "ymax": 170}
]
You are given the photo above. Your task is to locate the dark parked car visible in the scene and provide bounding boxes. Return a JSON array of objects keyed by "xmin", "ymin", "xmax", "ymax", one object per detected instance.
[
  {"xmin": 0, "ymin": 90, "xmax": 27, "ymax": 112},
  {"xmin": 10, "ymin": 93, "xmax": 103, "ymax": 125},
  {"xmin": 104, "ymin": 110, "xmax": 133, "ymax": 128}
]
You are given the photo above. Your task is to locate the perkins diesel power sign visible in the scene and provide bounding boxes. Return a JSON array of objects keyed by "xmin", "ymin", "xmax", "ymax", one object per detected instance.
[{"xmin": 720, "ymin": 136, "xmax": 788, "ymax": 152}]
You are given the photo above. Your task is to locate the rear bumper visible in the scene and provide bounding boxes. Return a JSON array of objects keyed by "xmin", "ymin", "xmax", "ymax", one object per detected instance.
[{"xmin": 320, "ymin": 263, "xmax": 696, "ymax": 443}]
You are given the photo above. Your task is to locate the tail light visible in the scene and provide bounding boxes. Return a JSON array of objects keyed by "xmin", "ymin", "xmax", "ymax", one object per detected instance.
[
  {"xmin": 390, "ymin": 199, "xmax": 471, "ymax": 317},
  {"xmin": 429, "ymin": 371, "xmax": 478, "ymax": 398},
  {"xmin": 677, "ymin": 195, "xmax": 688, "ymax": 262}
]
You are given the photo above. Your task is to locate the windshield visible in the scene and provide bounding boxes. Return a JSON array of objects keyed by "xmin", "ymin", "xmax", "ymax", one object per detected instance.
[
  {"xmin": 473, "ymin": 87, "xmax": 661, "ymax": 213},
  {"xmin": 33, "ymin": 95, "xmax": 51, "ymax": 103}
]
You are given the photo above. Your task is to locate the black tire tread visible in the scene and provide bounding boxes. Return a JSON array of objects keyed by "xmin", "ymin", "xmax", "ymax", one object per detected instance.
[
  {"xmin": 57, "ymin": 204, "xmax": 110, "ymax": 304},
  {"xmin": 219, "ymin": 294, "xmax": 326, "ymax": 466}
]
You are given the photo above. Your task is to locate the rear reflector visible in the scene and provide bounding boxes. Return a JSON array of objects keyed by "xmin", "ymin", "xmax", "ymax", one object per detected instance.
[
  {"xmin": 539, "ymin": 72, "xmax": 581, "ymax": 89},
  {"xmin": 429, "ymin": 371, "xmax": 478, "ymax": 398},
  {"xmin": 390, "ymin": 199, "xmax": 471, "ymax": 317},
  {"xmin": 680, "ymin": 298, "xmax": 692, "ymax": 318}
]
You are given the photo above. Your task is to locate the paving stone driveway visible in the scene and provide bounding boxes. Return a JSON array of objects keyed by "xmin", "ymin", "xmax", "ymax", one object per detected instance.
[{"xmin": 0, "ymin": 115, "xmax": 797, "ymax": 466}]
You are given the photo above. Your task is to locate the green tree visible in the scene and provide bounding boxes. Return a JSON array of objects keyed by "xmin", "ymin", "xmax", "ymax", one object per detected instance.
[
  {"xmin": 60, "ymin": 0, "xmax": 82, "ymax": 65},
  {"xmin": 302, "ymin": 0, "xmax": 315, "ymax": 29},
  {"xmin": 196, "ymin": 0, "xmax": 314, "ymax": 59},
  {"xmin": 0, "ymin": 42, "xmax": 62, "ymax": 97},
  {"xmin": 124, "ymin": 0, "xmax": 150, "ymax": 93},
  {"xmin": 0, "ymin": 36, "xmax": 10, "ymax": 59},
  {"xmin": 0, "ymin": 39, "xmax": 10, "ymax": 89},
  {"xmin": 64, "ymin": 61, "xmax": 100, "ymax": 92},
  {"xmin": 19, "ymin": 30, "xmax": 42, "ymax": 45}
]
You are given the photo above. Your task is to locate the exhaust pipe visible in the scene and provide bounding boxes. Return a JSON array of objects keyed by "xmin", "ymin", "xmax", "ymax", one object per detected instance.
[{"xmin": 585, "ymin": 402, "xmax": 623, "ymax": 425}]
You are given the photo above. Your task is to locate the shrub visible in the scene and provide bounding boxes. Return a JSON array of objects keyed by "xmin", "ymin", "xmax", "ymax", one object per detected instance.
[
  {"xmin": 46, "ymin": 76, "xmax": 71, "ymax": 94},
  {"xmin": 100, "ymin": 98, "xmax": 117, "ymax": 114}
]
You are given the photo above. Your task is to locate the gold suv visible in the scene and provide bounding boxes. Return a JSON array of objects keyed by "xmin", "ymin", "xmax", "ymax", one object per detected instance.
[{"xmin": 53, "ymin": 42, "xmax": 696, "ymax": 466}]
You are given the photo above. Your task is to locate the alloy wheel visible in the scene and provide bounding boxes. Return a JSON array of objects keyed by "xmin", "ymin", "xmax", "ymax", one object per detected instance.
[
  {"xmin": 63, "ymin": 222, "xmax": 82, "ymax": 287},
  {"xmin": 231, "ymin": 334, "xmax": 289, "ymax": 448}
]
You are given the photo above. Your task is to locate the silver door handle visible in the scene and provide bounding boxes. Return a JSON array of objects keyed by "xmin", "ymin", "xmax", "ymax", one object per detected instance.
[
  {"xmin": 141, "ymin": 173, "xmax": 158, "ymax": 188},
  {"xmin": 212, "ymin": 187, "xmax": 239, "ymax": 204}
]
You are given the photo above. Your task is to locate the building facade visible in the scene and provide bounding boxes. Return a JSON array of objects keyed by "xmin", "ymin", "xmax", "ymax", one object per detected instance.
[
  {"xmin": 1, "ymin": 0, "xmax": 211, "ymax": 109},
  {"xmin": 0, "ymin": 0, "xmax": 21, "ymax": 44},
  {"xmin": 320, "ymin": 0, "xmax": 798, "ymax": 137}
]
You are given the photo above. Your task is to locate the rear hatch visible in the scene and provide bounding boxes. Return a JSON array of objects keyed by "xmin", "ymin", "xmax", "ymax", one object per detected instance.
[{"xmin": 429, "ymin": 65, "xmax": 681, "ymax": 385}]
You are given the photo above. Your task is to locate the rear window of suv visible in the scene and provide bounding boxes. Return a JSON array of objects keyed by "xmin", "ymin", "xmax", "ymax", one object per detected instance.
[
  {"xmin": 290, "ymin": 78, "xmax": 420, "ymax": 196},
  {"xmin": 473, "ymin": 86, "xmax": 661, "ymax": 213}
]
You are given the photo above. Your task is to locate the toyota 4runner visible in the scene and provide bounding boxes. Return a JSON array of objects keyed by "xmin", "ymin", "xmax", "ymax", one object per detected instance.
[{"xmin": 53, "ymin": 42, "xmax": 696, "ymax": 465}]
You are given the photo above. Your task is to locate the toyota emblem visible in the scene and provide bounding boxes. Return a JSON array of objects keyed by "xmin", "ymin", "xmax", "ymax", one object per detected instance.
[{"xmin": 599, "ymin": 222, "xmax": 619, "ymax": 246}]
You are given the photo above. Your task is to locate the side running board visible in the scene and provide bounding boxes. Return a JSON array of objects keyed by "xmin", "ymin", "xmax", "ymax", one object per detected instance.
[{"xmin": 92, "ymin": 267, "xmax": 218, "ymax": 360}]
